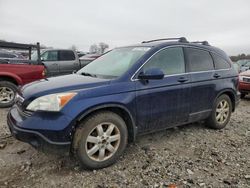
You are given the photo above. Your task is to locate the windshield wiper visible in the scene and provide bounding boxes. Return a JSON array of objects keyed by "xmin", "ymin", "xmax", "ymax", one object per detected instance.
[{"xmin": 80, "ymin": 72, "xmax": 97, "ymax": 77}]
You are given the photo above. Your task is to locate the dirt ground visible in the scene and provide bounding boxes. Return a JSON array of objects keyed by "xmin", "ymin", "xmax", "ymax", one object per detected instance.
[{"xmin": 0, "ymin": 98, "xmax": 249, "ymax": 188}]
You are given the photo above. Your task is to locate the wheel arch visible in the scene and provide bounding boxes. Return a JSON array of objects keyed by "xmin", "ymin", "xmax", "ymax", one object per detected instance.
[
  {"xmin": 0, "ymin": 73, "xmax": 22, "ymax": 85},
  {"xmin": 216, "ymin": 89, "xmax": 237, "ymax": 112},
  {"xmin": 74, "ymin": 104, "xmax": 137, "ymax": 143}
]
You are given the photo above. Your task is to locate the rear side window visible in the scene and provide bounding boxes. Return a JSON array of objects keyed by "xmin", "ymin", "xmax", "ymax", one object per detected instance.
[
  {"xmin": 0, "ymin": 52, "xmax": 16, "ymax": 58},
  {"xmin": 212, "ymin": 53, "xmax": 231, "ymax": 70},
  {"xmin": 59, "ymin": 50, "xmax": 75, "ymax": 61},
  {"xmin": 143, "ymin": 47, "xmax": 185, "ymax": 75},
  {"xmin": 185, "ymin": 48, "xmax": 214, "ymax": 72}
]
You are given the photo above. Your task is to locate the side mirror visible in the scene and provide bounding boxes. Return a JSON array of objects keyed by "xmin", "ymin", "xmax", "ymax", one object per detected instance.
[
  {"xmin": 41, "ymin": 57, "xmax": 45, "ymax": 61},
  {"xmin": 138, "ymin": 68, "xmax": 164, "ymax": 80}
]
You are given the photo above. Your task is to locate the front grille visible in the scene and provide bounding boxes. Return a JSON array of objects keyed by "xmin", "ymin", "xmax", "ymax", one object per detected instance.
[{"xmin": 243, "ymin": 77, "xmax": 250, "ymax": 83}]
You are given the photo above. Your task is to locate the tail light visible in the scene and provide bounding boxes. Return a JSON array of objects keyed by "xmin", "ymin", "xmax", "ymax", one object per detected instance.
[{"xmin": 42, "ymin": 69, "xmax": 47, "ymax": 77}]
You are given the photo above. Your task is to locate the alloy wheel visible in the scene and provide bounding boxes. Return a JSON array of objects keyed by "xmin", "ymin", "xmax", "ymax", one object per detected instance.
[
  {"xmin": 85, "ymin": 122, "xmax": 121, "ymax": 162},
  {"xmin": 215, "ymin": 99, "xmax": 230, "ymax": 124},
  {"xmin": 0, "ymin": 86, "xmax": 15, "ymax": 104}
]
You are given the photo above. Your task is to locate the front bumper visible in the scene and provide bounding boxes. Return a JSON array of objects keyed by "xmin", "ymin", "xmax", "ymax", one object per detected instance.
[
  {"xmin": 7, "ymin": 106, "xmax": 71, "ymax": 155},
  {"xmin": 239, "ymin": 82, "xmax": 250, "ymax": 93}
]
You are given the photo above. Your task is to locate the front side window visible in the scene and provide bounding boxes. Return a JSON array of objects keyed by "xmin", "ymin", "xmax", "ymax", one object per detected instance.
[
  {"xmin": 143, "ymin": 47, "xmax": 185, "ymax": 75},
  {"xmin": 59, "ymin": 50, "xmax": 75, "ymax": 61},
  {"xmin": 212, "ymin": 53, "xmax": 231, "ymax": 70},
  {"xmin": 78, "ymin": 47, "xmax": 150, "ymax": 78},
  {"xmin": 41, "ymin": 51, "xmax": 58, "ymax": 61},
  {"xmin": 185, "ymin": 48, "xmax": 214, "ymax": 72}
]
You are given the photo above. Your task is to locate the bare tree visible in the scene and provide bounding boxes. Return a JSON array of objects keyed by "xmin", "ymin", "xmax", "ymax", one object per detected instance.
[
  {"xmin": 89, "ymin": 44, "xmax": 99, "ymax": 53},
  {"xmin": 70, "ymin": 45, "xmax": 77, "ymax": 51},
  {"xmin": 98, "ymin": 42, "xmax": 109, "ymax": 53},
  {"xmin": 230, "ymin": 53, "xmax": 250, "ymax": 62},
  {"xmin": 89, "ymin": 42, "xmax": 109, "ymax": 54}
]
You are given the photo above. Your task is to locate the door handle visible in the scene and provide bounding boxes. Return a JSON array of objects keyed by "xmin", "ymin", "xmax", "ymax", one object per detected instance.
[
  {"xmin": 177, "ymin": 77, "xmax": 188, "ymax": 83},
  {"xmin": 213, "ymin": 73, "xmax": 221, "ymax": 78}
]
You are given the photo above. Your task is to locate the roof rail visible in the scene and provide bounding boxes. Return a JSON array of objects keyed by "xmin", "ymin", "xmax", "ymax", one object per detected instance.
[
  {"xmin": 142, "ymin": 37, "xmax": 188, "ymax": 44},
  {"xmin": 192, "ymin": 41, "xmax": 210, "ymax": 46}
]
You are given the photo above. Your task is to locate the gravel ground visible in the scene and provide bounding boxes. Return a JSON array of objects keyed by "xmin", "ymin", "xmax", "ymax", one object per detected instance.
[{"xmin": 0, "ymin": 98, "xmax": 249, "ymax": 188}]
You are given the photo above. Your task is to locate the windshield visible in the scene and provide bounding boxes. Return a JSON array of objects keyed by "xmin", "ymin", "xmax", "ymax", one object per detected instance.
[{"xmin": 77, "ymin": 47, "xmax": 150, "ymax": 78}]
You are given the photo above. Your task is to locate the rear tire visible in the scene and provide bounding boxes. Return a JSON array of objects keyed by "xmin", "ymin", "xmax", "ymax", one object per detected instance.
[
  {"xmin": 0, "ymin": 81, "xmax": 18, "ymax": 108},
  {"xmin": 73, "ymin": 111, "xmax": 128, "ymax": 169},
  {"xmin": 206, "ymin": 94, "xmax": 232, "ymax": 129}
]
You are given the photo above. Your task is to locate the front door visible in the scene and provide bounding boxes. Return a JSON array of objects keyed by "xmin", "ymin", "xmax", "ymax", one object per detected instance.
[
  {"xmin": 41, "ymin": 50, "xmax": 60, "ymax": 76},
  {"xmin": 135, "ymin": 47, "xmax": 191, "ymax": 132}
]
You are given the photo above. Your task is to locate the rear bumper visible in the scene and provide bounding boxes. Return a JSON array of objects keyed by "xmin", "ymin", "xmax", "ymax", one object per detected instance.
[{"xmin": 7, "ymin": 109, "xmax": 71, "ymax": 155}]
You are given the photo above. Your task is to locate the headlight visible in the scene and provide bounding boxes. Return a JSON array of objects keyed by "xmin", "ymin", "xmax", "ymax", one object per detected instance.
[
  {"xmin": 26, "ymin": 92, "xmax": 76, "ymax": 112},
  {"xmin": 239, "ymin": 75, "xmax": 243, "ymax": 81}
]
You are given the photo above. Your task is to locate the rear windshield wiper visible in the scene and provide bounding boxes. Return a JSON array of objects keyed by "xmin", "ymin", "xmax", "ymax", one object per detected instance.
[{"xmin": 80, "ymin": 72, "xmax": 97, "ymax": 77}]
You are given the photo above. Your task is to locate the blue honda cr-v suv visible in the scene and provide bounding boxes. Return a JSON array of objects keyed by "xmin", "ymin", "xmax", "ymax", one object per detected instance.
[{"xmin": 8, "ymin": 37, "xmax": 240, "ymax": 169}]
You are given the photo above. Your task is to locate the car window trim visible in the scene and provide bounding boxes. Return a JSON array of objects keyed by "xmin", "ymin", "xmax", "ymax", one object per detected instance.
[{"xmin": 131, "ymin": 45, "xmax": 232, "ymax": 81}]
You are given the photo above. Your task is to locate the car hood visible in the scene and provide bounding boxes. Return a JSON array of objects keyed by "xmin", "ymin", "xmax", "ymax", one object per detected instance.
[
  {"xmin": 21, "ymin": 74, "xmax": 110, "ymax": 99},
  {"xmin": 240, "ymin": 70, "xmax": 250, "ymax": 76}
]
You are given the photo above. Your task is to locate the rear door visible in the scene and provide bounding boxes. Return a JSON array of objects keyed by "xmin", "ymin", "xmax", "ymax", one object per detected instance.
[
  {"xmin": 58, "ymin": 50, "xmax": 79, "ymax": 75},
  {"xmin": 135, "ymin": 47, "xmax": 191, "ymax": 132},
  {"xmin": 41, "ymin": 50, "xmax": 59, "ymax": 76},
  {"xmin": 184, "ymin": 47, "xmax": 216, "ymax": 120}
]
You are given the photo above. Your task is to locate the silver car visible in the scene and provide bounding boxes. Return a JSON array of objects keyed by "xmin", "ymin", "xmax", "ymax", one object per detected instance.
[{"xmin": 32, "ymin": 49, "xmax": 81, "ymax": 76}]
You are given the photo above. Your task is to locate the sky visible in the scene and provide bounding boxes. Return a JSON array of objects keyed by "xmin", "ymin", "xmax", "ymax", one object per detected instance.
[{"xmin": 0, "ymin": 0, "xmax": 249, "ymax": 55}]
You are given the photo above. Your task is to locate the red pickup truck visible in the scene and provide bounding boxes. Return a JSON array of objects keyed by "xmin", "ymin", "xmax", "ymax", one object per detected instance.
[
  {"xmin": 0, "ymin": 63, "xmax": 45, "ymax": 107},
  {"xmin": 0, "ymin": 41, "xmax": 46, "ymax": 107}
]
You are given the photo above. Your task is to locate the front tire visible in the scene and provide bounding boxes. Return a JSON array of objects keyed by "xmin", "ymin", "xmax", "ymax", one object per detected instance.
[
  {"xmin": 206, "ymin": 94, "xmax": 232, "ymax": 129},
  {"xmin": 74, "ymin": 111, "xmax": 128, "ymax": 169},
  {"xmin": 0, "ymin": 81, "xmax": 18, "ymax": 108}
]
